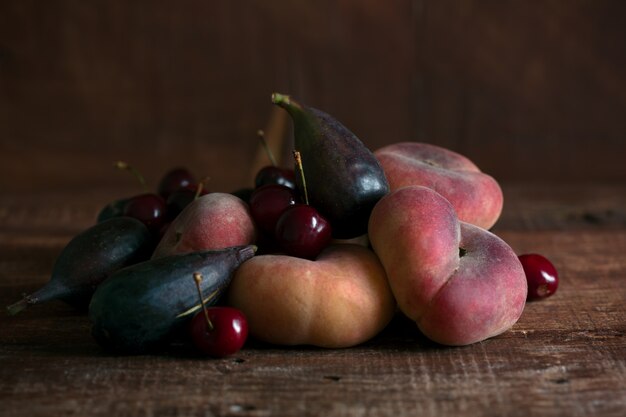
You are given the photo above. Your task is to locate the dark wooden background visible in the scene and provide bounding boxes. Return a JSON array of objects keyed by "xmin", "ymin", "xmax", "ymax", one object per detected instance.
[
  {"xmin": 1, "ymin": 0, "xmax": 625, "ymax": 193},
  {"xmin": 1, "ymin": 2, "xmax": 626, "ymax": 416}
]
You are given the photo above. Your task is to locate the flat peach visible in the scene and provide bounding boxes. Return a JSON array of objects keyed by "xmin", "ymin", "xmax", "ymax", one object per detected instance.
[
  {"xmin": 228, "ymin": 244, "xmax": 396, "ymax": 348},
  {"xmin": 375, "ymin": 142, "xmax": 503, "ymax": 229},
  {"xmin": 368, "ymin": 185, "xmax": 527, "ymax": 346}
]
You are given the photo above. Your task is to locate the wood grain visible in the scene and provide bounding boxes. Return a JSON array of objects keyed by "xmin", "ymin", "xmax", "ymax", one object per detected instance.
[
  {"xmin": 1, "ymin": 2, "xmax": 625, "ymax": 415},
  {"xmin": 1, "ymin": 183, "xmax": 625, "ymax": 417},
  {"xmin": 1, "ymin": 0, "xmax": 626, "ymax": 193}
]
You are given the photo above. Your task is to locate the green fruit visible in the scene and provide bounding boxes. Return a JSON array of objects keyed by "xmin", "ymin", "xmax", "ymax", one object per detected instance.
[
  {"xmin": 272, "ymin": 93, "xmax": 389, "ymax": 239},
  {"xmin": 88, "ymin": 245, "xmax": 256, "ymax": 353},
  {"xmin": 6, "ymin": 217, "xmax": 153, "ymax": 315}
]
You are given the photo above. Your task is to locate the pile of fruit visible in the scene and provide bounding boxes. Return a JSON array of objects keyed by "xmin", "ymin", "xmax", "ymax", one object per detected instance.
[{"xmin": 6, "ymin": 93, "xmax": 559, "ymax": 357}]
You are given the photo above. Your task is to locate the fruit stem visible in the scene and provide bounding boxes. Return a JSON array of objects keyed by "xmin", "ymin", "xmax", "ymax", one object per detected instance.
[
  {"xmin": 257, "ymin": 130, "xmax": 277, "ymax": 167},
  {"xmin": 6, "ymin": 296, "xmax": 31, "ymax": 316},
  {"xmin": 271, "ymin": 92, "xmax": 304, "ymax": 113},
  {"xmin": 194, "ymin": 177, "xmax": 210, "ymax": 199},
  {"xmin": 115, "ymin": 161, "xmax": 148, "ymax": 192},
  {"xmin": 193, "ymin": 273, "xmax": 214, "ymax": 331},
  {"xmin": 293, "ymin": 150, "xmax": 309, "ymax": 205},
  {"xmin": 271, "ymin": 93, "xmax": 291, "ymax": 106}
]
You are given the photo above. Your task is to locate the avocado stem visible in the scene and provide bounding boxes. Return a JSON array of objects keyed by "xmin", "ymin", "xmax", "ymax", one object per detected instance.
[
  {"xmin": 293, "ymin": 150, "xmax": 309, "ymax": 205},
  {"xmin": 193, "ymin": 273, "xmax": 214, "ymax": 332}
]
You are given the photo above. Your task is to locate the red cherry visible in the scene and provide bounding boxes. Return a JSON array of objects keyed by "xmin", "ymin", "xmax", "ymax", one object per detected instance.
[
  {"xmin": 165, "ymin": 186, "xmax": 208, "ymax": 221},
  {"xmin": 249, "ymin": 184, "xmax": 298, "ymax": 234},
  {"xmin": 255, "ymin": 166, "xmax": 296, "ymax": 189},
  {"xmin": 158, "ymin": 168, "xmax": 196, "ymax": 199},
  {"xmin": 123, "ymin": 193, "xmax": 167, "ymax": 232},
  {"xmin": 157, "ymin": 221, "xmax": 171, "ymax": 241},
  {"xmin": 189, "ymin": 307, "xmax": 248, "ymax": 357},
  {"xmin": 519, "ymin": 253, "xmax": 559, "ymax": 300},
  {"xmin": 231, "ymin": 188, "xmax": 254, "ymax": 204},
  {"xmin": 165, "ymin": 189, "xmax": 196, "ymax": 220},
  {"xmin": 275, "ymin": 204, "xmax": 332, "ymax": 260}
]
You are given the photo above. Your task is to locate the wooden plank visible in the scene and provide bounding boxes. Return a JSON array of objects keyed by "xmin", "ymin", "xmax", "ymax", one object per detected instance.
[
  {"xmin": 495, "ymin": 183, "xmax": 626, "ymax": 231},
  {"xmin": 0, "ymin": 184, "xmax": 625, "ymax": 416},
  {"xmin": 414, "ymin": 0, "xmax": 626, "ymax": 182},
  {"xmin": 2, "ymin": 1, "xmax": 626, "ymax": 193}
]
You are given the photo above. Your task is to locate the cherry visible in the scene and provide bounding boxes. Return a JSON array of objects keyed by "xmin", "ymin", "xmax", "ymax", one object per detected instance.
[
  {"xmin": 253, "ymin": 129, "xmax": 296, "ymax": 189},
  {"xmin": 165, "ymin": 189, "xmax": 197, "ymax": 220},
  {"xmin": 96, "ymin": 161, "xmax": 149, "ymax": 223},
  {"xmin": 189, "ymin": 273, "xmax": 248, "ymax": 357},
  {"xmin": 165, "ymin": 183, "xmax": 209, "ymax": 221},
  {"xmin": 255, "ymin": 166, "xmax": 296, "ymax": 189},
  {"xmin": 123, "ymin": 193, "xmax": 167, "ymax": 232},
  {"xmin": 189, "ymin": 306, "xmax": 248, "ymax": 357},
  {"xmin": 275, "ymin": 204, "xmax": 332, "ymax": 259},
  {"xmin": 249, "ymin": 184, "xmax": 298, "ymax": 234},
  {"xmin": 273, "ymin": 150, "xmax": 331, "ymax": 259},
  {"xmin": 158, "ymin": 167, "xmax": 196, "ymax": 199},
  {"xmin": 231, "ymin": 187, "xmax": 254, "ymax": 204},
  {"xmin": 157, "ymin": 221, "xmax": 171, "ymax": 241},
  {"xmin": 100, "ymin": 162, "xmax": 192, "ymax": 230},
  {"xmin": 518, "ymin": 253, "xmax": 559, "ymax": 301}
]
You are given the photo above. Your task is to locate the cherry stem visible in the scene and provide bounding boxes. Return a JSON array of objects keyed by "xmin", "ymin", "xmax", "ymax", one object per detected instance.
[
  {"xmin": 193, "ymin": 272, "xmax": 214, "ymax": 332},
  {"xmin": 293, "ymin": 150, "xmax": 309, "ymax": 205},
  {"xmin": 194, "ymin": 177, "xmax": 210, "ymax": 199},
  {"xmin": 115, "ymin": 161, "xmax": 148, "ymax": 192},
  {"xmin": 257, "ymin": 130, "xmax": 277, "ymax": 167}
]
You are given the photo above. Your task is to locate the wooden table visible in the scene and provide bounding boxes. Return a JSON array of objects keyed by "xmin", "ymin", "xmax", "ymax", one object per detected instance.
[{"xmin": 1, "ymin": 183, "xmax": 625, "ymax": 417}]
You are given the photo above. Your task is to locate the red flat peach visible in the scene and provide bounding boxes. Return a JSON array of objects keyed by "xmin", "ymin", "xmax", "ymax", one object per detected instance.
[
  {"xmin": 368, "ymin": 185, "xmax": 527, "ymax": 346},
  {"xmin": 375, "ymin": 142, "xmax": 503, "ymax": 229}
]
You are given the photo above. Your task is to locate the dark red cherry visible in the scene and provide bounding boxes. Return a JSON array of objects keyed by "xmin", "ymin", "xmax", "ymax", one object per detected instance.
[
  {"xmin": 231, "ymin": 187, "xmax": 254, "ymax": 204},
  {"xmin": 165, "ymin": 186, "xmax": 208, "ymax": 221},
  {"xmin": 157, "ymin": 221, "xmax": 171, "ymax": 241},
  {"xmin": 189, "ymin": 307, "xmax": 248, "ymax": 357},
  {"xmin": 165, "ymin": 189, "xmax": 196, "ymax": 220},
  {"xmin": 249, "ymin": 184, "xmax": 298, "ymax": 234},
  {"xmin": 275, "ymin": 204, "xmax": 332, "ymax": 260},
  {"xmin": 518, "ymin": 253, "xmax": 559, "ymax": 300},
  {"xmin": 255, "ymin": 166, "xmax": 296, "ymax": 189},
  {"xmin": 123, "ymin": 193, "xmax": 167, "ymax": 232},
  {"xmin": 158, "ymin": 168, "xmax": 196, "ymax": 199}
]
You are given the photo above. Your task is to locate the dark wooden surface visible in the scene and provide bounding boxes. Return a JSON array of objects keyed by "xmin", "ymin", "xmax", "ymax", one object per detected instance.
[
  {"xmin": 1, "ymin": 1, "xmax": 626, "ymax": 415},
  {"xmin": 1, "ymin": 183, "xmax": 625, "ymax": 417}
]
